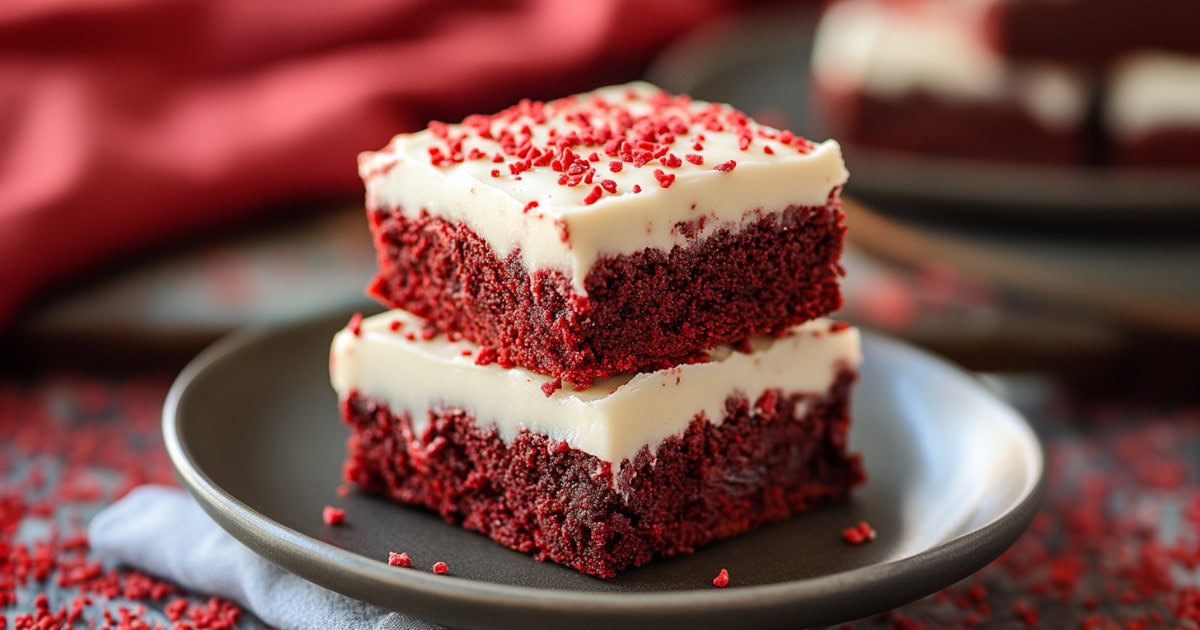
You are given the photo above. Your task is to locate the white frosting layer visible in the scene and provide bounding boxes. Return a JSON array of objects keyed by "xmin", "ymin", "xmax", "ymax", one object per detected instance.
[
  {"xmin": 331, "ymin": 310, "xmax": 861, "ymax": 465},
  {"xmin": 358, "ymin": 83, "xmax": 848, "ymax": 294},
  {"xmin": 1107, "ymin": 52, "xmax": 1200, "ymax": 139},
  {"xmin": 812, "ymin": 0, "xmax": 1087, "ymax": 130}
]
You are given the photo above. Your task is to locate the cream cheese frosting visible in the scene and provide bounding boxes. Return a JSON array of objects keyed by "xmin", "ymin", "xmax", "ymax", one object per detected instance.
[
  {"xmin": 1107, "ymin": 52, "xmax": 1200, "ymax": 139},
  {"xmin": 331, "ymin": 310, "xmax": 861, "ymax": 465},
  {"xmin": 358, "ymin": 82, "xmax": 848, "ymax": 294},
  {"xmin": 812, "ymin": 0, "xmax": 1087, "ymax": 130}
]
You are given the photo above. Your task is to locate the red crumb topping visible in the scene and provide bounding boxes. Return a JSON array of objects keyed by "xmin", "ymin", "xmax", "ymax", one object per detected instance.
[
  {"xmin": 829, "ymin": 321, "xmax": 851, "ymax": 333},
  {"xmin": 841, "ymin": 521, "xmax": 876, "ymax": 545},
  {"xmin": 347, "ymin": 313, "xmax": 363, "ymax": 337},
  {"xmin": 523, "ymin": 201, "xmax": 539, "ymax": 213},
  {"xmin": 653, "ymin": 169, "xmax": 676, "ymax": 188},
  {"xmin": 714, "ymin": 160, "xmax": 737, "ymax": 173},
  {"xmin": 322, "ymin": 506, "xmax": 346, "ymax": 526},
  {"xmin": 540, "ymin": 378, "xmax": 563, "ymax": 397},
  {"xmin": 713, "ymin": 568, "xmax": 730, "ymax": 588},
  {"xmin": 432, "ymin": 562, "xmax": 449, "ymax": 575},
  {"xmin": 387, "ymin": 552, "xmax": 412, "ymax": 568},
  {"xmin": 395, "ymin": 87, "xmax": 814, "ymax": 206},
  {"xmin": 388, "ymin": 320, "xmax": 403, "ymax": 332}
]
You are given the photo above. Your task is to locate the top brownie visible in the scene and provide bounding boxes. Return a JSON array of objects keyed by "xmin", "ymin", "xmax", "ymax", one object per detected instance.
[{"xmin": 358, "ymin": 82, "xmax": 849, "ymax": 387}]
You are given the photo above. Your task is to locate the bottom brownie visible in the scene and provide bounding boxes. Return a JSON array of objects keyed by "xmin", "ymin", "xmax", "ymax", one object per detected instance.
[{"xmin": 341, "ymin": 370, "xmax": 863, "ymax": 578}]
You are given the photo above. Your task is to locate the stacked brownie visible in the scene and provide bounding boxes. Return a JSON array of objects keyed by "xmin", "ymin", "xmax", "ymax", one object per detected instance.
[
  {"xmin": 331, "ymin": 83, "xmax": 864, "ymax": 578},
  {"xmin": 812, "ymin": 0, "xmax": 1200, "ymax": 166}
]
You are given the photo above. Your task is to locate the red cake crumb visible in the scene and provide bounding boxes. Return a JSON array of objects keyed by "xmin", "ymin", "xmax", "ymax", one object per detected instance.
[
  {"xmin": 366, "ymin": 196, "xmax": 844, "ymax": 385},
  {"xmin": 322, "ymin": 506, "xmax": 346, "ymax": 526},
  {"xmin": 432, "ymin": 561, "xmax": 449, "ymax": 575},
  {"xmin": 841, "ymin": 521, "xmax": 876, "ymax": 545},
  {"xmin": 389, "ymin": 320, "xmax": 403, "ymax": 332},
  {"xmin": 713, "ymin": 568, "xmax": 730, "ymax": 588},
  {"xmin": 714, "ymin": 160, "xmax": 737, "ymax": 172},
  {"xmin": 474, "ymin": 346, "xmax": 498, "ymax": 366},
  {"xmin": 341, "ymin": 370, "xmax": 861, "ymax": 577},
  {"xmin": 347, "ymin": 313, "xmax": 363, "ymax": 337},
  {"xmin": 387, "ymin": 552, "xmax": 411, "ymax": 568},
  {"xmin": 539, "ymin": 378, "xmax": 562, "ymax": 397}
]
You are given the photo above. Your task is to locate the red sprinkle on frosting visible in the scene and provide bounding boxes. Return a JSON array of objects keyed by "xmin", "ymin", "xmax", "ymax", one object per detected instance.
[
  {"xmin": 541, "ymin": 378, "xmax": 563, "ymax": 397},
  {"xmin": 388, "ymin": 552, "xmax": 412, "ymax": 568},
  {"xmin": 348, "ymin": 313, "xmax": 363, "ymax": 337},
  {"xmin": 396, "ymin": 85, "xmax": 814, "ymax": 207},
  {"xmin": 653, "ymin": 169, "xmax": 676, "ymax": 188},
  {"xmin": 475, "ymin": 346, "xmax": 498, "ymax": 366},
  {"xmin": 714, "ymin": 160, "xmax": 737, "ymax": 173},
  {"xmin": 432, "ymin": 562, "xmax": 449, "ymax": 575}
]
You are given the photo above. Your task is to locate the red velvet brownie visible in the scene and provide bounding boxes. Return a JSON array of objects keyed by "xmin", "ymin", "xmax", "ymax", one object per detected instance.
[
  {"xmin": 812, "ymin": 0, "xmax": 1090, "ymax": 164},
  {"xmin": 1105, "ymin": 53, "xmax": 1200, "ymax": 167},
  {"xmin": 331, "ymin": 310, "xmax": 864, "ymax": 578},
  {"xmin": 358, "ymin": 83, "xmax": 849, "ymax": 387}
]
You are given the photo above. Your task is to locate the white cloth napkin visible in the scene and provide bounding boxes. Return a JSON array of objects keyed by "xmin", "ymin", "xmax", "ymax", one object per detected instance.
[{"xmin": 88, "ymin": 485, "xmax": 444, "ymax": 630}]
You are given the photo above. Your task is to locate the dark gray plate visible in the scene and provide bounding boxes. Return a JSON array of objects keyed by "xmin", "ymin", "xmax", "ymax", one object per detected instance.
[
  {"xmin": 164, "ymin": 312, "xmax": 1044, "ymax": 629},
  {"xmin": 645, "ymin": 11, "xmax": 1200, "ymax": 227}
]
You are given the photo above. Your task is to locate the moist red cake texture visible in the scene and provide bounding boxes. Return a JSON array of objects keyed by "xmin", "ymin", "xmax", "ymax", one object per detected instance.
[
  {"xmin": 816, "ymin": 88, "xmax": 1085, "ymax": 165},
  {"xmin": 341, "ymin": 370, "xmax": 863, "ymax": 578},
  {"xmin": 366, "ymin": 197, "xmax": 845, "ymax": 387}
]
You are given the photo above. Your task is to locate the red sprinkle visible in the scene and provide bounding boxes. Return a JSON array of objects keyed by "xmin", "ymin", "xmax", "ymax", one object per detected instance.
[
  {"xmin": 523, "ymin": 201, "xmax": 539, "ymax": 213},
  {"xmin": 388, "ymin": 552, "xmax": 412, "ymax": 568},
  {"xmin": 583, "ymin": 185, "xmax": 603, "ymax": 205},
  {"xmin": 388, "ymin": 320, "xmax": 403, "ymax": 332},
  {"xmin": 609, "ymin": 161, "xmax": 623, "ymax": 173},
  {"xmin": 685, "ymin": 153, "xmax": 704, "ymax": 165},
  {"xmin": 714, "ymin": 160, "xmax": 737, "ymax": 173},
  {"xmin": 653, "ymin": 169, "xmax": 676, "ymax": 188},
  {"xmin": 432, "ymin": 562, "xmax": 449, "ymax": 575},
  {"xmin": 322, "ymin": 506, "xmax": 346, "ymax": 526},
  {"xmin": 632, "ymin": 184, "xmax": 642, "ymax": 193},
  {"xmin": 842, "ymin": 521, "xmax": 876, "ymax": 545},
  {"xmin": 347, "ymin": 313, "xmax": 363, "ymax": 337},
  {"xmin": 712, "ymin": 568, "xmax": 730, "ymax": 588}
]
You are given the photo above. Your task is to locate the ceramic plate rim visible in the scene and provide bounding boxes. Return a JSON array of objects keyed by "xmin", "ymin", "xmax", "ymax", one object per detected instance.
[{"xmin": 163, "ymin": 315, "xmax": 1046, "ymax": 625}]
